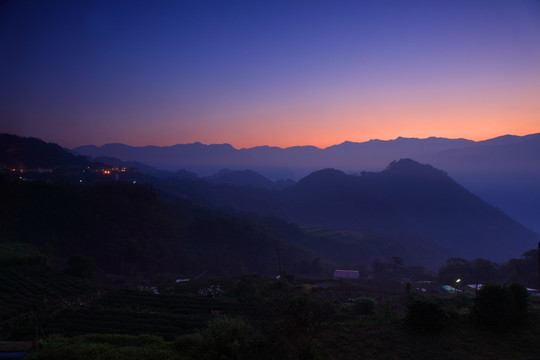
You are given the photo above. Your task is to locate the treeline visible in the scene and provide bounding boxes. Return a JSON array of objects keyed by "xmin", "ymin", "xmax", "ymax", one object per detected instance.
[
  {"xmin": 365, "ymin": 253, "xmax": 539, "ymax": 289},
  {"xmin": 438, "ymin": 254, "xmax": 539, "ymax": 288}
]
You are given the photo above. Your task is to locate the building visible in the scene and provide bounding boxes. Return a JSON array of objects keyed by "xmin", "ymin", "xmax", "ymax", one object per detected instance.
[{"xmin": 333, "ymin": 270, "xmax": 360, "ymax": 280}]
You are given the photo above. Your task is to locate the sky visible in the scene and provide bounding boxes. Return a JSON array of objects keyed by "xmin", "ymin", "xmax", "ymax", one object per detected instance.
[{"xmin": 1, "ymin": 0, "xmax": 539, "ymax": 149}]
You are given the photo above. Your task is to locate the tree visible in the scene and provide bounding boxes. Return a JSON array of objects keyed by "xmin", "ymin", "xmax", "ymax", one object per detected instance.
[
  {"xmin": 273, "ymin": 295, "xmax": 333, "ymax": 359},
  {"xmin": 438, "ymin": 258, "xmax": 473, "ymax": 284},
  {"xmin": 471, "ymin": 283, "xmax": 530, "ymax": 329},
  {"xmin": 406, "ymin": 296, "xmax": 447, "ymax": 332},
  {"xmin": 472, "ymin": 258, "xmax": 501, "ymax": 284},
  {"xmin": 501, "ymin": 249, "xmax": 538, "ymax": 288},
  {"xmin": 390, "ymin": 256, "xmax": 404, "ymax": 275},
  {"xmin": 390, "ymin": 256, "xmax": 404, "ymax": 266}
]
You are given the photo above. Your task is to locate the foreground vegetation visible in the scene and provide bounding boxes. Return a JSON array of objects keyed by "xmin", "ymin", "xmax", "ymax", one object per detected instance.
[
  {"xmin": 0, "ymin": 271, "xmax": 536, "ymax": 360},
  {"xmin": 1, "ymin": 237, "xmax": 539, "ymax": 359}
]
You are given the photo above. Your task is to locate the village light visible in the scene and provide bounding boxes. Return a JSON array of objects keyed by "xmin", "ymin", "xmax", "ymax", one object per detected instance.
[{"xmin": 455, "ymin": 278, "xmax": 462, "ymax": 294}]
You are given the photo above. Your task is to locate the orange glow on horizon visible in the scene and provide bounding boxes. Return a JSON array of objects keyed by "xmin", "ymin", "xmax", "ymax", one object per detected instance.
[
  {"xmin": 62, "ymin": 120, "xmax": 540, "ymax": 150},
  {"xmin": 126, "ymin": 81, "xmax": 540, "ymax": 149},
  {"xmin": 44, "ymin": 88, "xmax": 540, "ymax": 150}
]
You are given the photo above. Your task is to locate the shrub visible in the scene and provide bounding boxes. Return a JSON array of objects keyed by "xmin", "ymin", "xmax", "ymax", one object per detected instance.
[
  {"xmin": 350, "ymin": 297, "xmax": 376, "ymax": 315},
  {"xmin": 263, "ymin": 278, "xmax": 290, "ymax": 292},
  {"xmin": 199, "ymin": 317, "xmax": 259, "ymax": 360},
  {"xmin": 405, "ymin": 297, "xmax": 447, "ymax": 331},
  {"xmin": 229, "ymin": 274, "xmax": 261, "ymax": 303},
  {"xmin": 27, "ymin": 334, "xmax": 181, "ymax": 360},
  {"xmin": 509, "ymin": 282, "xmax": 530, "ymax": 325},
  {"xmin": 80, "ymin": 334, "xmax": 164, "ymax": 347},
  {"xmin": 170, "ymin": 334, "xmax": 203, "ymax": 356},
  {"xmin": 449, "ymin": 293, "xmax": 473, "ymax": 309},
  {"xmin": 472, "ymin": 283, "xmax": 529, "ymax": 329}
]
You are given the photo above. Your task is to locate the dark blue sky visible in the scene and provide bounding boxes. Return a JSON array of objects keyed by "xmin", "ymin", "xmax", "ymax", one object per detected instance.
[{"xmin": 1, "ymin": 0, "xmax": 539, "ymax": 148}]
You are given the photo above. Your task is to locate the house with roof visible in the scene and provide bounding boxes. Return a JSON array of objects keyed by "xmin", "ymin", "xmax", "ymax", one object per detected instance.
[{"xmin": 333, "ymin": 270, "xmax": 360, "ymax": 280}]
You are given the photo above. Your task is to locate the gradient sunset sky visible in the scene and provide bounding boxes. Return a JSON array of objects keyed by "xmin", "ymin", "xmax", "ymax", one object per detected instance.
[{"xmin": 1, "ymin": 0, "xmax": 539, "ymax": 149}]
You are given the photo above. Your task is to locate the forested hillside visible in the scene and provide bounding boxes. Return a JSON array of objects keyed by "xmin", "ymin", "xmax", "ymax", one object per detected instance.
[
  {"xmin": 157, "ymin": 159, "xmax": 539, "ymax": 262},
  {"xmin": 0, "ymin": 176, "xmax": 320, "ymax": 277}
]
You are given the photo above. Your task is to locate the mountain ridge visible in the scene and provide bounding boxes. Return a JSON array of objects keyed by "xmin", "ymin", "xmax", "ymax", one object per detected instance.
[
  {"xmin": 157, "ymin": 158, "xmax": 539, "ymax": 263},
  {"xmin": 3, "ymin": 133, "xmax": 538, "ymax": 269},
  {"xmin": 72, "ymin": 134, "xmax": 537, "ymax": 177},
  {"xmin": 72, "ymin": 133, "xmax": 540, "ymax": 232}
]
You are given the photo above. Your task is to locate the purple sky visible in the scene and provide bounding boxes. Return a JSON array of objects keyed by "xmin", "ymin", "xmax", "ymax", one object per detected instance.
[{"xmin": 1, "ymin": 0, "xmax": 539, "ymax": 149}]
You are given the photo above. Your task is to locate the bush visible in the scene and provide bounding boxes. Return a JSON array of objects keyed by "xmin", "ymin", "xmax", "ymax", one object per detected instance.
[
  {"xmin": 27, "ymin": 334, "xmax": 181, "ymax": 360},
  {"xmin": 509, "ymin": 282, "xmax": 530, "ymax": 323},
  {"xmin": 169, "ymin": 334, "xmax": 203, "ymax": 356},
  {"xmin": 447, "ymin": 293, "xmax": 473, "ymax": 309},
  {"xmin": 80, "ymin": 334, "xmax": 164, "ymax": 347},
  {"xmin": 405, "ymin": 297, "xmax": 447, "ymax": 331},
  {"xmin": 262, "ymin": 278, "xmax": 290, "ymax": 292},
  {"xmin": 199, "ymin": 317, "xmax": 259, "ymax": 360},
  {"xmin": 229, "ymin": 274, "xmax": 261, "ymax": 303},
  {"xmin": 472, "ymin": 283, "xmax": 529, "ymax": 329},
  {"xmin": 350, "ymin": 297, "xmax": 376, "ymax": 315}
]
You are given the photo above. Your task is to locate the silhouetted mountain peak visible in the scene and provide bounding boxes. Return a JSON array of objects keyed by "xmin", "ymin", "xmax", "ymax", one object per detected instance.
[
  {"xmin": 0, "ymin": 133, "xmax": 88, "ymax": 169},
  {"xmin": 386, "ymin": 158, "xmax": 431, "ymax": 172},
  {"xmin": 384, "ymin": 158, "xmax": 449, "ymax": 182},
  {"xmin": 295, "ymin": 168, "xmax": 349, "ymax": 189}
]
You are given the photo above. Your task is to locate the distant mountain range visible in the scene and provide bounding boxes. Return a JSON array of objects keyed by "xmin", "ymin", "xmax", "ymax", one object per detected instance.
[
  {"xmin": 2, "ymin": 133, "xmax": 538, "ymax": 269},
  {"xmin": 73, "ymin": 133, "xmax": 540, "ymax": 232},
  {"xmin": 73, "ymin": 137, "xmax": 476, "ymax": 179},
  {"xmin": 73, "ymin": 134, "xmax": 540, "ymax": 178}
]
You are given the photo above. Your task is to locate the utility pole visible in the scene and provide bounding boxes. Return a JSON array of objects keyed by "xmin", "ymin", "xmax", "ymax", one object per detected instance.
[
  {"xmin": 276, "ymin": 242, "xmax": 282, "ymax": 276},
  {"xmin": 475, "ymin": 261, "xmax": 480, "ymax": 293}
]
